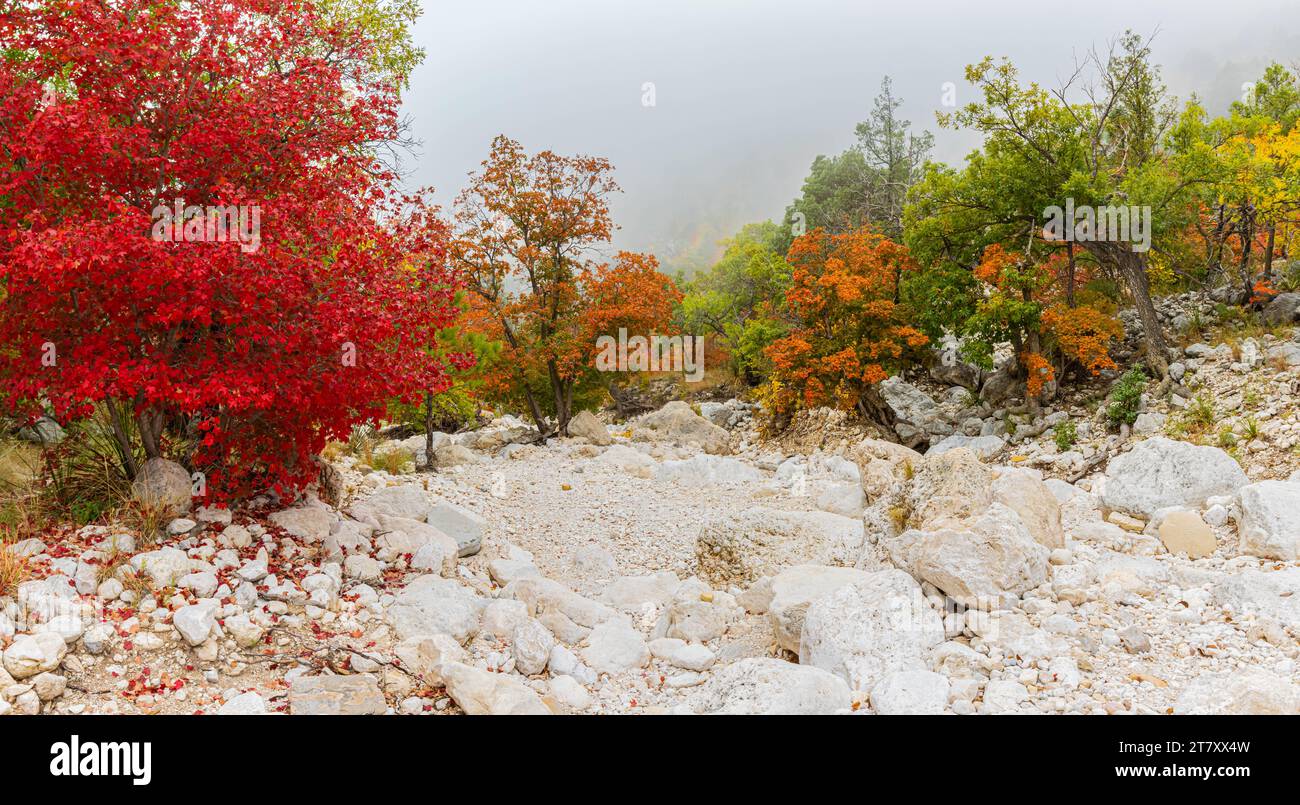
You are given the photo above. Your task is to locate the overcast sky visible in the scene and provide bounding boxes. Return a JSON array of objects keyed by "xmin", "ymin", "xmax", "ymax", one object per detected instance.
[{"xmin": 400, "ymin": 0, "xmax": 1300, "ymax": 273}]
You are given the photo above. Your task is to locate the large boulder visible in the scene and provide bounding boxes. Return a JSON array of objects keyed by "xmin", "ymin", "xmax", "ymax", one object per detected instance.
[
  {"xmin": 929, "ymin": 349, "xmax": 982, "ymax": 390},
  {"xmin": 597, "ymin": 444, "xmax": 657, "ymax": 478},
  {"xmin": 1214, "ymin": 567, "xmax": 1300, "ymax": 624},
  {"xmin": 846, "ymin": 438, "xmax": 922, "ymax": 501},
  {"xmin": 992, "ymin": 467, "xmax": 1063, "ymax": 549},
  {"xmin": 503, "ymin": 577, "xmax": 624, "ymax": 642},
  {"xmin": 1173, "ymin": 670, "xmax": 1299, "ymax": 715},
  {"xmin": 904, "ymin": 447, "xmax": 993, "ymax": 530},
  {"xmin": 393, "ymin": 634, "xmax": 465, "ymax": 685},
  {"xmin": 761, "ymin": 565, "xmax": 877, "ymax": 653},
  {"xmin": 654, "ymin": 454, "xmax": 762, "ymax": 485},
  {"xmin": 815, "ymin": 482, "xmax": 865, "ymax": 517},
  {"xmin": 1266, "ymin": 339, "xmax": 1300, "ymax": 368},
  {"xmin": 130, "ymin": 458, "xmax": 192, "ymax": 516},
  {"xmin": 17, "ymin": 417, "xmax": 65, "ymax": 445},
  {"xmin": 798, "ymin": 569, "xmax": 945, "ymax": 692},
  {"xmin": 883, "ymin": 503, "xmax": 1049, "ymax": 606},
  {"xmin": 580, "ymin": 622, "xmax": 650, "ymax": 675},
  {"xmin": 440, "ymin": 662, "xmax": 551, "ymax": 715},
  {"xmin": 511, "ymin": 619, "xmax": 555, "ymax": 676},
  {"xmin": 871, "ymin": 670, "xmax": 950, "ymax": 715},
  {"xmin": 567, "ymin": 410, "xmax": 612, "ymax": 445},
  {"xmin": 979, "ymin": 368, "xmax": 1020, "ymax": 406},
  {"xmin": 310, "ymin": 456, "xmax": 344, "ymax": 507},
  {"xmin": 693, "ymin": 658, "xmax": 851, "ymax": 715},
  {"xmin": 424, "ymin": 500, "xmax": 486, "ymax": 557},
  {"xmin": 385, "ymin": 575, "xmax": 484, "ymax": 642},
  {"xmin": 878, "ymin": 376, "xmax": 938, "ymax": 428},
  {"xmin": 694, "ymin": 508, "xmax": 864, "ymax": 587},
  {"xmin": 600, "ymin": 572, "xmax": 681, "ymax": 611},
  {"xmin": 1100, "ymin": 437, "xmax": 1247, "ymax": 518},
  {"xmin": 656, "ymin": 587, "xmax": 739, "ymax": 644},
  {"xmin": 432, "ymin": 443, "xmax": 477, "ymax": 468},
  {"xmin": 1260, "ymin": 292, "xmax": 1300, "ymax": 326},
  {"xmin": 969, "ymin": 612, "xmax": 1066, "ymax": 664},
  {"xmin": 633, "ymin": 401, "xmax": 730, "ymax": 455},
  {"xmin": 375, "ymin": 515, "xmax": 459, "ymax": 571},
  {"xmin": 2, "ymin": 632, "xmax": 67, "ymax": 680},
  {"xmin": 128, "ymin": 547, "xmax": 192, "ymax": 589},
  {"xmin": 927, "ymin": 434, "xmax": 1005, "ymax": 461},
  {"xmin": 268, "ymin": 504, "xmax": 334, "ymax": 542},
  {"xmin": 173, "ymin": 600, "xmax": 220, "ymax": 646},
  {"xmin": 1157, "ymin": 510, "xmax": 1216, "ymax": 559},
  {"xmin": 1237, "ymin": 480, "xmax": 1300, "ymax": 560},
  {"xmin": 348, "ymin": 484, "xmax": 430, "ymax": 525}
]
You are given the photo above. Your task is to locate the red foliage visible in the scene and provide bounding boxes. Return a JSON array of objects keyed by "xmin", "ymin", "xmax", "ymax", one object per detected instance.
[{"xmin": 0, "ymin": 0, "xmax": 461, "ymax": 498}]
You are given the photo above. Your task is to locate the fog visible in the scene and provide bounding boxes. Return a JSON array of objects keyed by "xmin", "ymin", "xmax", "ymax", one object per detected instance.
[{"xmin": 401, "ymin": 0, "xmax": 1300, "ymax": 274}]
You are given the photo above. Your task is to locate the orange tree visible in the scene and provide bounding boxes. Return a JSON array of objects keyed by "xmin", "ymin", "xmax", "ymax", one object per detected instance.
[
  {"xmin": 763, "ymin": 227, "xmax": 928, "ymax": 431},
  {"xmin": 450, "ymin": 136, "xmax": 679, "ymax": 436}
]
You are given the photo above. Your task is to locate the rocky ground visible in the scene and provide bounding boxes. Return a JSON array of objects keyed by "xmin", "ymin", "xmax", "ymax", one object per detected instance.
[{"xmin": 2, "ymin": 298, "xmax": 1299, "ymax": 717}]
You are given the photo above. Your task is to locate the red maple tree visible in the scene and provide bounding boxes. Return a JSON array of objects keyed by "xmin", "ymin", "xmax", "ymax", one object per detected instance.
[{"xmin": 0, "ymin": 0, "xmax": 463, "ymax": 498}]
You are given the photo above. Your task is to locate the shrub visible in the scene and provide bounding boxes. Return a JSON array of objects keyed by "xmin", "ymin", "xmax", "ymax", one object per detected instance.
[
  {"xmin": 0, "ymin": 542, "xmax": 27, "ymax": 598},
  {"xmin": 1105, "ymin": 367, "xmax": 1147, "ymax": 427},
  {"xmin": 42, "ymin": 412, "xmax": 140, "ymax": 525},
  {"xmin": 1186, "ymin": 394, "xmax": 1218, "ymax": 430},
  {"xmin": 1216, "ymin": 425, "xmax": 1238, "ymax": 449},
  {"xmin": 1053, "ymin": 420, "xmax": 1078, "ymax": 451},
  {"xmin": 375, "ymin": 447, "xmax": 414, "ymax": 475},
  {"xmin": 1242, "ymin": 415, "xmax": 1261, "ymax": 441},
  {"xmin": 0, "ymin": 0, "xmax": 461, "ymax": 499}
]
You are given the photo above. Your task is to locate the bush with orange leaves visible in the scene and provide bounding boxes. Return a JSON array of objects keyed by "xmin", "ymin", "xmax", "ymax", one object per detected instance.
[
  {"xmin": 1020, "ymin": 351, "xmax": 1055, "ymax": 398},
  {"xmin": 763, "ymin": 227, "xmax": 928, "ymax": 428},
  {"xmin": 1041, "ymin": 304, "xmax": 1124, "ymax": 377}
]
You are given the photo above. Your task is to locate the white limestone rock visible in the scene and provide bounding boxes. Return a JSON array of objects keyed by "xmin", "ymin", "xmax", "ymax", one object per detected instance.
[
  {"xmin": 693, "ymin": 658, "xmax": 851, "ymax": 715},
  {"xmin": 1237, "ymin": 480, "xmax": 1300, "ymax": 560},
  {"xmin": 798, "ymin": 569, "xmax": 944, "ymax": 692},
  {"xmin": 1174, "ymin": 670, "xmax": 1299, "ymax": 715},
  {"xmin": 870, "ymin": 670, "xmax": 949, "ymax": 714},
  {"xmin": 1100, "ymin": 437, "xmax": 1247, "ymax": 518}
]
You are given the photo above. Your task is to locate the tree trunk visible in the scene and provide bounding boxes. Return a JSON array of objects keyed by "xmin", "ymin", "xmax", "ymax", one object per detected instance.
[
  {"xmin": 1264, "ymin": 224, "xmax": 1276, "ymax": 282},
  {"xmin": 521, "ymin": 386, "xmax": 549, "ymax": 441},
  {"xmin": 136, "ymin": 407, "xmax": 164, "ymax": 460},
  {"xmin": 104, "ymin": 398, "xmax": 139, "ymax": 481},
  {"xmin": 559, "ymin": 381, "xmax": 574, "ymax": 435},
  {"xmin": 546, "ymin": 360, "xmax": 570, "ymax": 436},
  {"xmin": 423, "ymin": 391, "xmax": 435, "ymax": 470},
  {"xmin": 1237, "ymin": 214, "xmax": 1254, "ymax": 300},
  {"xmin": 1087, "ymin": 242, "xmax": 1169, "ymax": 378},
  {"xmin": 1119, "ymin": 254, "xmax": 1169, "ymax": 377}
]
